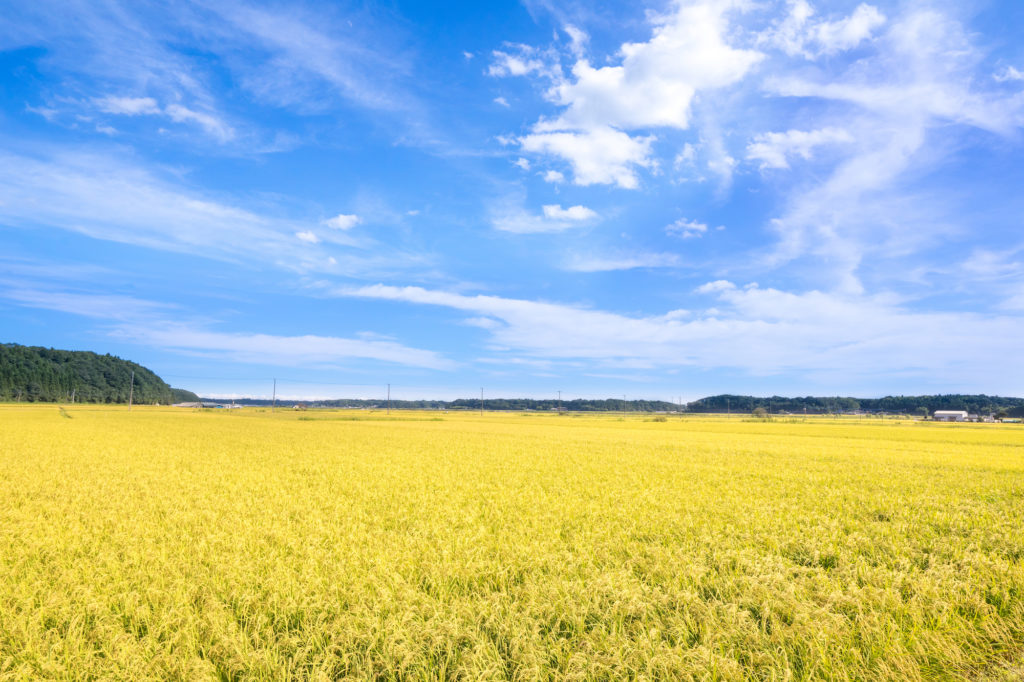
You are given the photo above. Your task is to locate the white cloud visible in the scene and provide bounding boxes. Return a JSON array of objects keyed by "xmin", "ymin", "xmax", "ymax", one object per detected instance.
[
  {"xmin": 295, "ymin": 230, "xmax": 320, "ymax": 243},
  {"xmin": 994, "ymin": 66, "xmax": 1024, "ymax": 83},
  {"xmin": 520, "ymin": 126, "xmax": 654, "ymax": 188},
  {"xmin": 514, "ymin": 157, "xmax": 531, "ymax": 170},
  {"xmin": 494, "ymin": 96, "xmax": 510, "ymax": 107},
  {"xmin": 324, "ymin": 213, "xmax": 361, "ymax": 230},
  {"xmin": 564, "ymin": 252, "xmax": 681, "ymax": 272},
  {"xmin": 491, "ymin": 198, "xmax": 599, "ymax": 234},
  {"xmin": 542, "ymin": 204, "xmax": 596, "ymax": 221},
  {"xmin": 674, "ymin": 143, "xmax": 697, "ymax": 168},
  {"xmin": 164, "ymin": 104, "xmax": 234, "ymax": 142},
  {"xmin": 563, "ymin": 25, "xmax": 588, "ymax": 58},
  {"xmin": 666, "ymin": 218, "xmax": 708, "ymax": 238},
  {"xmin": 764, "ymin": 1, "xmax": 886, "ymax": 59},
  {"xmin": 1, "ymin": 287, "xmax": 177, "ymax": 322},
  {"xmin": 814, "ymin": 4, "xmax": 886, "ymax": 55},
  {"xmin": 463, "ymin": 51, "xmax": 474, "ymax": 60},
  {"xmin": 747, "ymin": 127, "xmax": 854, "ymax": 169},
  {"xmin": 542, "ymin": 3, "xmax": 761, "ymax": 132},
  {"xmin": 505, "ymin": 1, "xmax": 761, "ymax": 189},
  {"xmin": 336, "ymin": 284, "xmax": 1024, "ymax": 387},
  {"xmin": 488, "ymin": 47, "xmax": 551, "ymax": 77},
  {"xmin": 94, "ymin": 96, "xmax": 161, "ymax": 115},
  {"xmin": 760, "ymin": 9, "xmax": 1024, "ymax": 291},
  {"xmin": 118, "ymin": 324, "xmax": 454, "ymax": 370},
  {"xmin": 0, "ymin": 148, "xmax": 428, "ymax": 277},
  {"xmin": 696, "ymin": 280, "xmax": 737, "ymax": 294},
  {"xmin": 92, "ymin": 95, "xmax": 234, "ymax": 142},
  {"xmin": 0, "ymin": 284, "xmax": 454, "ymax": 371},
  {"xmin": 542, "ymin": 170, "xmax": 565, "ymax": 183}
]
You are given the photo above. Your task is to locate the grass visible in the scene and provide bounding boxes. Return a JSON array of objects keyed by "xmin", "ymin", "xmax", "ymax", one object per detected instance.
[{"xmin": 1, "ymin": 406, "xmax": 1022, "ymax": 680}]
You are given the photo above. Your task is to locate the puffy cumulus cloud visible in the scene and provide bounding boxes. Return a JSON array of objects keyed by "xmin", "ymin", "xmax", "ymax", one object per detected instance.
[
  {"xmin": 696, "ymin": 280, "xmax": 737, "ymax": 294},
  {"xmin": 746, "ymin": 127, "xmax": 854, "ymax": 169},
  {"xmin": 666, "ymin": 218, "xmax": 708, "ymax": 238},
  {"xmin": 295, "ymin": 230, "xmax": 320, "ymax": 243},
  {"xmin": 542, "ymin": 170, "xmax": 565, "ymax": 183},
  {"xmin": 541, "ymin": 2, "xmax": 762, "ymax": 132},
  {"xmin": 336, "ymin": 284, "xmax": 1024, "ymax": 388},
  {"xmin": 503, "ymin": 1, "xmax": 761, "ymax": 189},
  {"xmin": 763, "ymin": 1, "xmax": 886, "ymax": 59},
  {"xmin": 520, "ymin": 126, "xmax": 654, "ymax": 188},
  {"xmin": 542, "ymin": 204, "xmax": 597, "ymax": 221},
  {"xmin": 491, "ymin": 198, "xmax": 599, "ymax": 233},
  {"xmin": 324, "ymin": 213, "xmax": 361, "ymax": 230}
]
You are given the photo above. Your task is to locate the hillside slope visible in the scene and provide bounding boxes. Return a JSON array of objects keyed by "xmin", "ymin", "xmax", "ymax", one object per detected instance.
[{"xmin": 0, "ymin": 343, "xmax": 198, "ymax": 404}]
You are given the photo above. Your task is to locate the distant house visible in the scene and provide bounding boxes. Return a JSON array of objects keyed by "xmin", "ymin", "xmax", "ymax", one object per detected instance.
[{"xmin": 933, "ymin": 410, "xmax": 969, "ymax": 422}]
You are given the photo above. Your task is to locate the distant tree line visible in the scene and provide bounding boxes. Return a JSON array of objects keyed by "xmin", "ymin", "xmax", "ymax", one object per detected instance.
[
  {"xmin": 686, "ymin": 394, "xmax": 1024, "ymax": 416},
  {"xmin": 0, "ymin": 343, "xmax": 198, "ymax": 404},
  {"xmin": 214, "ymin": 394, "xmax": 1024, "ymax": 415},
  {"xmin": 224, "ymin": 397, "xmax": 681, "ymax": 411}
]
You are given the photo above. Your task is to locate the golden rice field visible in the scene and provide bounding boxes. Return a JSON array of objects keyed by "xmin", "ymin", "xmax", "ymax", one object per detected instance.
[{"xmin": 1, "ymin": 406, "xmax": 1023, "ymax": 680}]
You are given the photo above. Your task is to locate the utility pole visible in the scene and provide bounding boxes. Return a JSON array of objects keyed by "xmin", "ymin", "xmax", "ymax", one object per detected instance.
[
  {"xmin": 387, "ymin": 384, "xmax": 391, "ymax": 415},
  {"xmin": 271, "ymin": 378, "xmax": 277, "ymax": 412},
  {"xmin": 726, "ymin": 397, "xmax": 730, "ymax": 417},
  {"xmin": 623, "ymin": 394, "xmax": 627, "ymax": 417},
  {"xmin": 558, "ymin": 390, "xmax": 562, "ymax": 413},
  {"xmin": 480, "ymin": 387, "xmax": 484, "ymax": 416},
  {"xmin": 128, "ymin": 370, "xmax": 134, "ymax": 411}
]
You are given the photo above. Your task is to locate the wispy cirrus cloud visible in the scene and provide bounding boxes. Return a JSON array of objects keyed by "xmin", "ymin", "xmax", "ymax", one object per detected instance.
[
  {"xmin": 0, "ymin": 145, "xmax": 426, "ymax": 277},
  {"xmin": 756, "ymin": 7, "xmax": 1024, "ymax": 292},
  {"xmin": 746, "ymin": 127, "xmax": 853, "ymax": 170},
  {"xmin": 334, "ymin": 283, "xmax": 1024, "ymax": 391},
  {"xmin": 0, "ymin": 283, "xmax": 454, "ymax": 371},
  {"xmin": 563, "ymin": 252, "xmax": 681, "ymax": 272},
  {"xmin": 6, "ymin": 0, "xmax": 445, "ymax": 150}
]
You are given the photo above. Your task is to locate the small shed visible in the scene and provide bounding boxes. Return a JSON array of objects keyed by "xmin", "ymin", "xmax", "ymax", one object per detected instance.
[{"xmin": 933, "ymin": 410, "xmax": 969, "ymax": 422}]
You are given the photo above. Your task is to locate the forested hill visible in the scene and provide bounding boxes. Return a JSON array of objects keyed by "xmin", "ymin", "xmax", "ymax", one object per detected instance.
[
  {"xmin": 687, "ymin": 394, "xmax": 1024, "ymax": 415},
  {"xmin": 0, "ymin": 344, "xmax": 198, "ymax": 404}
]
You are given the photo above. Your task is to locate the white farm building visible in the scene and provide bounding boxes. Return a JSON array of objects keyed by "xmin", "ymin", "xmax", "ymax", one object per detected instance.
[{"xmin": 933, "ymin": 410, "xmax": 969, "ymax": 422}]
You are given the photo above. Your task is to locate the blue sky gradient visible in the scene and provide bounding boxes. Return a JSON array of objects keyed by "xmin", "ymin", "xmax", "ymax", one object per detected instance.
[{"xmin": 2, "ymin": 0, "xmax": 1023, "ymax": 401}]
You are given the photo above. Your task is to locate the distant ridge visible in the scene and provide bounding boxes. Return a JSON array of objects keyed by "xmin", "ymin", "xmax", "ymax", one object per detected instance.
[{"xmin": 0, "ymin": 343, "xmax": 198, "ymax": 404}]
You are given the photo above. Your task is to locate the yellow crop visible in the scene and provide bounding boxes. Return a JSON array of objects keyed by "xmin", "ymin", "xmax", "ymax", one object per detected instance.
[{"xmin": 1, "ymin": 406, "xmax": 1022, "ymax": 680}]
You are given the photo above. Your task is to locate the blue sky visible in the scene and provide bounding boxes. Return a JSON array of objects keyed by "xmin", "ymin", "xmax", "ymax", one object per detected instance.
[{"xmin": 1, "ymin": 0, "xmax": 1023, "ymax": 401}]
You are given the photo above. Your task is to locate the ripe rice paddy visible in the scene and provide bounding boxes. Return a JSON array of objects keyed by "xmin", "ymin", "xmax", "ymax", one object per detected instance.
[{"xmin": 1, "ymin": 406, "xmax": 1022, "ymax": 680}]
